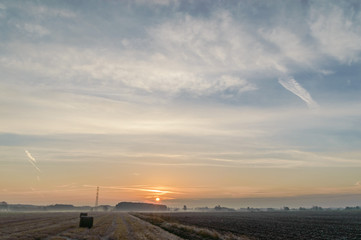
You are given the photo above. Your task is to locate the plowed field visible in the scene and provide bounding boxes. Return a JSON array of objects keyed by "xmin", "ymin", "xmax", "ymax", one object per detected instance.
[{"xmin": 137, "ymin": 211, "xmax": 361, "ymax": 240}]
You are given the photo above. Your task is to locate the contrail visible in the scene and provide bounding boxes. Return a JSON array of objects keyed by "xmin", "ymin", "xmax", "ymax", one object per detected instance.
[
  {"xmin": 25, "ymin": 150, "xmax": 36, "ymax": 163},
  {"xmin": 278, "ymin": 76, "xmax": 319, "ymax": 109},
  {"xmin": 25, "ymin": 150, "xmax": 41, "ymax": 172}
]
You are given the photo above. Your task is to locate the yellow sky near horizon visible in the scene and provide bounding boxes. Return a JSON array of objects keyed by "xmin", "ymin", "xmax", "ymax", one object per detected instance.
[{"xmin": 2, "ymin": 156, "xmax": 361, "ymax": 207}]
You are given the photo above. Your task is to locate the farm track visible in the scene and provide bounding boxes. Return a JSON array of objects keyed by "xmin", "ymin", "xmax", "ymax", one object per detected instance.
[
  {"xmin": 0, "ymin": 212, "xmax": 183, "ymax": 240},
  {"xmin": 119, "ymin": 213, "xmax": 183, "ymax": 240},
  {"xmin": 100, "ymin": 216, "xmax": 117, "ymax": 240}
]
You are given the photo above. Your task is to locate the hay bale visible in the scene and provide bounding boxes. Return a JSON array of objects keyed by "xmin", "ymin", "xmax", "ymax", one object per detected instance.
[
  {"xmin": 80, "ymin": 212, "xmax": 88, "ymax": 217},
  {"xmin": 79, "ymin": 216, "xmax": 93, "ymax": 228}
]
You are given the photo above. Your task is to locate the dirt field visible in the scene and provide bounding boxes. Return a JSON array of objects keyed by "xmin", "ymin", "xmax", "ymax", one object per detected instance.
[
  {"xmin": 137, "ymin": 211, "xmax": 361, "ymax": 240},
  {"xmin": 1, "ymin": 211, "xmax": 360, "ymax": 240}
]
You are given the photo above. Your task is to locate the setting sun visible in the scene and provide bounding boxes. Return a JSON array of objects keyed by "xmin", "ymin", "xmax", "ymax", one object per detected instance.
[{"xmin": 155, "ymin": 197, "xmax": 160, "ymax": 202}]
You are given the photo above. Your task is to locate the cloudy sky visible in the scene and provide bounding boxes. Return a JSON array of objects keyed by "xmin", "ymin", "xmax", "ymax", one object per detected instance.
[{"xmin": 1, "ymin": 0, "xmax": 361, "ymax": 208}]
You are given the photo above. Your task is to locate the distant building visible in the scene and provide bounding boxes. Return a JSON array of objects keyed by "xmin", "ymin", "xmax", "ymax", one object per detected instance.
[
  {"xmin": 214, "ymin": 205, "xmax": 235, "ymax": 212},
  {"xmin": 115, "ymin": 202, "xmax": 167, "ymax": 211},
  {"xmin": 46, "ymin": 204, "xmax": 75, "ymax": 211}
]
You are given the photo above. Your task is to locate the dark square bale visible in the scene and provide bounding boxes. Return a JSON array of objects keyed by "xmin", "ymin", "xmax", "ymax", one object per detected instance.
[
  {"xmin": 80, "ymin": 212, "xmax": 88, "ymax": 217},
  {"xmin": 79, "ymin": 216, "xmax": 93, "ymax": 228}
]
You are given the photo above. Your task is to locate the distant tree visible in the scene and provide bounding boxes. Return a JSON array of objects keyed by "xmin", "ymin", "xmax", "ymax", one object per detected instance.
[
  {"xmin": 195, "ymin": 207, "xmax": 209, "ymax": 211},
  {"xmin": 183, "ymin": 205, "xmax": 187, "ymax": 211},
  {"xmin": 115, "ymin": 202, "xmax": 167, "ymax": 211},
  {"xmin": 102, "ymin": 205, "xmax": 109, "ymax": 211},
  {"xmin": 0, "ymin": 201, "xmax": 8, "ymax": 211},
  {"xmin": 211, "ymin": 205, "xmax": 235, "ymax": 212},
  {"xmin": 283, "ymin": 206, "xmax": 290, "ymax": 211},
  {"xmin": 311, "ymin": 206, "xmax": 323, "ymax": 211},
  {"xmin": 345, "ymin": 206, "xmax": 360, "ymax": 211}
]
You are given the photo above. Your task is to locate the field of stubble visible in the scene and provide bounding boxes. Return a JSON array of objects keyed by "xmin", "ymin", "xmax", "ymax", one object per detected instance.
[
  {"xmin": 1, "ymin": 211, "xmax": 361, "ymax": 240},
  {"xmin": 0, "ymin": 212, "xmax": 182, "ymax": 240}
]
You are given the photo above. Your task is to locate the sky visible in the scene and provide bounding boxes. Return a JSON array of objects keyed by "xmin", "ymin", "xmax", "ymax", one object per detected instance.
[{"xmin": 0, "ymin": 0, "xmax": 361, "ymax": 208}]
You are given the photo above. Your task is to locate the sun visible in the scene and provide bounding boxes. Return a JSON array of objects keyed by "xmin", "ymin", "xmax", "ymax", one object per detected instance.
[{"xmin": 155, "ymin": 197, "xmax": 160, "ymax": 202}]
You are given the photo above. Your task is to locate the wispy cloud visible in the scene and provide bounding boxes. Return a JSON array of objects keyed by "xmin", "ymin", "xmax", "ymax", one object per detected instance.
[
  {"xmin": 25, "ymin": 150, "xmax": 36, "ymax": 163},
  {"xmin": 15, "ymin": 23, "xmax": 50, "ymax": 36},
  {"xmin": 278, "ymin": 76, "xmax": 319, "ymax": 109},
  {"xmin": 83, "ymin": 185, "xmax": 181, "ymax": 195},
  {"xmin": 1, "ymin": 1, "xmax": 360, "ymax": 105},
  {"xmin": 25, "ymin": 150, "xmax": 41, "ymax": 172},
  {"xmin": 309, "ymin": 2, "xmax": 361, "ymax": 64}
]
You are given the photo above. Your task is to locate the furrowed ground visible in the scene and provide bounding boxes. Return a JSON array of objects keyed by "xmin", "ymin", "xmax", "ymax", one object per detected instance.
[
  {"xmin": 1, "ymin": 211, "xmax": 360, "ymax": 240},
  {"xmin": 136, "ymin": 211, "xmax": 361, "ymax": 240}
]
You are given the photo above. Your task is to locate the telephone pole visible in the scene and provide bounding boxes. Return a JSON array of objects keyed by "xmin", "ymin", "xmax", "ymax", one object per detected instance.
[{"xmin": 95, "ymin": 186, "xmax": 99, "ymax": 207}]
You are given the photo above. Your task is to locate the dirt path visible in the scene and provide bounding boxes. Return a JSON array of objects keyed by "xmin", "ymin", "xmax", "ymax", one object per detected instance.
[
  {"xmin": 101, "ymin": 215, "xmax": 118, "ymax": 240},
  {"xmin": 110, "ymin": 213, "xmax": 183, "ymax": 240}
]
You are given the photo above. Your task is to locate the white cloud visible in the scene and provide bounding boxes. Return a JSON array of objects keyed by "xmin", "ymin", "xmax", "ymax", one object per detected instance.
[
  {"xmin": 149, "ymin": 11, "xmax": 282, "ymax": 74},
  {"xmin": 25, "ymin": 150, "xmax": 41, "ymax": 172},
  {"xmin": 278, "ymin": 76, "xmax": 319, "ymax": 109},
  {"xmin": 0, "ymin": 40, "xmax": 257, "ymax": 98},
  {"xmin": 218, "ymin": 75, "xmax": 257, "ymax": 95},
  {"xmin": 259, "ymin": 27, "xmax": 317, "ymax": 66},
  {"xmin": 0, "ymin": 3, "xmax": 6, "ymax": 19},
  {"xmin": 15, "ymin": 23, "xmax": 50, "ymax": 36},
  {"xmin": 26, "ymin": 4, "xmax": 76, "ymax": 19},
  {"xmin": 135, "ymin": 0, "xmax": 178, "ymax": 6},
  {"xmin": 3, "ymin": 2, "xmax": 359, "ymax": 104},
  {"xmin": 23, "ymin": 23, "xmax": 50, "ymax": 36},
  {"xmin": 1, "ymin": 1, "xmax": 360, "ymax": 100},
  {"xmin": 309, "ymin": 3, "xmax": 361, "ymax": 63},
  {"xmin": 25, "ymin": 150, "xmax": 36, "ymax": 163}
]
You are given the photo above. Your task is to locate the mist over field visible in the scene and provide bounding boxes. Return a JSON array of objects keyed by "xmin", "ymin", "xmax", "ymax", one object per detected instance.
[{"xmin": 1, "ymin": 0, "xmax": 361, "ymax": 210}]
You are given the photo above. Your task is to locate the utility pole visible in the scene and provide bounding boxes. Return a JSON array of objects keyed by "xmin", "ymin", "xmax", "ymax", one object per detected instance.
[{"xmin": 95, "ymin": 186, "xmax": 99, "ymax": 207}]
